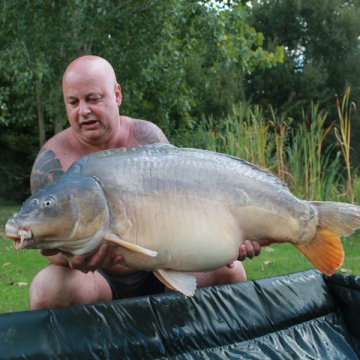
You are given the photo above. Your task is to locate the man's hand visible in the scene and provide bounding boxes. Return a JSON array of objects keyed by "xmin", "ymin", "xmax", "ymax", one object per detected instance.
[
  {"xmin": 227, "ymin": 240, "xmax": 261, "ymax": 268},
  {"xmin": 238, "ymin": 240, "xmax": 261, "ymax": 261},
  {"xmin": 41, "ymin": 244, "xmax": 124, "ymax": 273}
]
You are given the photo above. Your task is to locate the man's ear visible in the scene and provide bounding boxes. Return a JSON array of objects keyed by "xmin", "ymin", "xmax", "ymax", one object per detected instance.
[{"xmin": 115, "ymin": 83, "xmax": 122, "ymax": 106}]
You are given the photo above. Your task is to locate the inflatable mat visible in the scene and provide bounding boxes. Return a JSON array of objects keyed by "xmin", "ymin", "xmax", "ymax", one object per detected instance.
[{"xmin": 0, "ymin": 269, "xmax": 359, "ymax": 359}]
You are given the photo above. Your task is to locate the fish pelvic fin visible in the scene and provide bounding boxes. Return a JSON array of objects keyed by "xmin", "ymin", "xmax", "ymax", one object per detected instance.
[
  {"xmin": 296, "ymin": 201, "xmax": 360, "ymax": 276},
  {"xmin": 295, "ymin": 226, "xmax": 344, "ymax": 276},
  {"xmin": 154, "ymin": 269, "xmax": 197, "ymax": 297},
  {"xmin": 104, "ymin": 234, "xmax": 158, "ymax": 257}
]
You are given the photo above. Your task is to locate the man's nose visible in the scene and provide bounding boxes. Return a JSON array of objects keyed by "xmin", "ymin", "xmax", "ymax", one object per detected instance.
[{"xmin": 78, "ymin": 100, "xmax": 91, "ymax": 116}]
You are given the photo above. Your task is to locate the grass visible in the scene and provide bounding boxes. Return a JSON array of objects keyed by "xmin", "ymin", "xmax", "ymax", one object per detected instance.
[
  {"xmin": 1, "ymin": 203, "xmax": 360, "ymax": 314},
  {"xmin": 0, "ymin": 205, "xmax": 49, "ymax": 313},
  {"xmin": 244, "ymin": 236, "xmax": 360, "ymax": 280}
]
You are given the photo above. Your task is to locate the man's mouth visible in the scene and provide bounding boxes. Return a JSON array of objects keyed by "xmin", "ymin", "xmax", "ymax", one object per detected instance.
[{"xmin": 81, "ymin": 119, "xmax": 99, "ymax": 128}]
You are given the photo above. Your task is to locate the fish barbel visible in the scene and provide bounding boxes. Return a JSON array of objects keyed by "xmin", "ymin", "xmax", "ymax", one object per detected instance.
[{"xmin": 5, "ymin": 144, "xmax": 360, "ymax": 296}]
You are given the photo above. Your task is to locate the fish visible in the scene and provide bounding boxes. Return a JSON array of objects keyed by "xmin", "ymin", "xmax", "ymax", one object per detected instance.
[{"xmin": 5, "ymin": 143, "xmax": 360, "ymax": 296}]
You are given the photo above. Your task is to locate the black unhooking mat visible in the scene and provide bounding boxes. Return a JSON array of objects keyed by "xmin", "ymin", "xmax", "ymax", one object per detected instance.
[{"xmin": 0, "ymin": 270, "xmax": 359, "ymax": 359}]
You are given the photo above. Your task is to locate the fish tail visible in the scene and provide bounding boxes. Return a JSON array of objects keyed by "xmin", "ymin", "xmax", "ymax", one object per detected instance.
[{"xmin": 295, "ymin": 201, "xmax": 360, "ymax": 276}]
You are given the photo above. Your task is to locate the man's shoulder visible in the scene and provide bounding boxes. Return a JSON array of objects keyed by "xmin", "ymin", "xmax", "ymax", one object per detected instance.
[
  {"xmin": 30, "ymin": 129, "xmax": 72, "ymax": 193},
  {"xmin": 43, "ymin": 128, "xmax": 72, "ymax": 150},
  {"xmin": 126, "ymin": 117, "xmax": 169, "ymax": 145}
]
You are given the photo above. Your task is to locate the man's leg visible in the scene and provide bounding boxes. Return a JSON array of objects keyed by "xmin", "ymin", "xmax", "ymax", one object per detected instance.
[
  {"xmin": 29, "ymin": 264, "xmax": 113, "ymax": 310},
  {"xmin": 30, "ymin": 261, "xmax": 247, "ymax": 308}
]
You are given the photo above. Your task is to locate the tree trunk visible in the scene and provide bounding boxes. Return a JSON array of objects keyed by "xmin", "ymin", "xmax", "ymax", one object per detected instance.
[
  {"xmin": 35, "ymin": 78, "xmax": 46, "ymax": 148},
  {"xmin": 54, "ymin": 114, "xmax": 64, "ymax": 134}
]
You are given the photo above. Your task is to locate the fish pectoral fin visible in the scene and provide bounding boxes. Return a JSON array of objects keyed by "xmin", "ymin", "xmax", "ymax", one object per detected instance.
[
  {"xmin": 104, "ymin": 234, "xmax": 157, "ymax": 257},
  {"xmin": 154, "ymin": 269, "xmax": 197, "ymax": 297},
  {"xmin": 295, "ymin": 226, "xmax": 344, "ymax": 276}
]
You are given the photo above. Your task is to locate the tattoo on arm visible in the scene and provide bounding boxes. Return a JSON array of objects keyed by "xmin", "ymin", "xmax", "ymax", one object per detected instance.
[
  {"xmin": 30, "ymin": 149, "xmax": 65, "ymax": 194},
  {"xmin": 132, "ymin": 120, "xmax": 169, "ymax": 145}
]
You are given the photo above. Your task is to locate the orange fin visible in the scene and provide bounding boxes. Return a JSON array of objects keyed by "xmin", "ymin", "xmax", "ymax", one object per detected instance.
[{"xmin": 295, "ymin": 226, "xmax": 344, "ymax": 276}]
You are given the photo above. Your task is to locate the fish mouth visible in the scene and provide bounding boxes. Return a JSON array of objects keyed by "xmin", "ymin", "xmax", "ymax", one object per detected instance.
[{"xmin": 4, "ymin": 223, "xmax": 34, "ymax": 250}]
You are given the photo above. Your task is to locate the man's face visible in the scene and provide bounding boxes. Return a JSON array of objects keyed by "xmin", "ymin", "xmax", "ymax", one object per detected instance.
[{"xmin": 62, "ymin": 64, "xmax": 122, "ymax": 144}]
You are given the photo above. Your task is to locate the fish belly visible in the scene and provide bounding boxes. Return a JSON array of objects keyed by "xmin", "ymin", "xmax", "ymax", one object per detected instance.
[{"xmin": 122, "ymin": 194, "xmax": 242, "ymax": 271}]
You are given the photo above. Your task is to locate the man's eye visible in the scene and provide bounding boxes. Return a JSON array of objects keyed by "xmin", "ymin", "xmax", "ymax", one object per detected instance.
[
  {"xmin": 69, "ymin": 101, "xmax": 78, "ymax": 107},
  {"xmin": 88, "ymin": 98, "xmax": 101, "ymax": 103}
]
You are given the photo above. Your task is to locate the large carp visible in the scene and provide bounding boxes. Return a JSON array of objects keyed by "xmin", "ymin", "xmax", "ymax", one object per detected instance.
[{"xmin": 5, "ymin": 143, "xmax": 360, "ymax": 296}]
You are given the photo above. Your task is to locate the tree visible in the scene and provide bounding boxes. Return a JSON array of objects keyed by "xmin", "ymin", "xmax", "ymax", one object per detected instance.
[
  {"xmin": 0, "ymin": 0, "xmax": 283, "ymax": 142},
  {"xmin": 0, "ymin": 0, "xmax": 282, "ymax": 201},
  {"xmin": 246, "ymin": 0, "xmax": 360, "ymax": 121}
]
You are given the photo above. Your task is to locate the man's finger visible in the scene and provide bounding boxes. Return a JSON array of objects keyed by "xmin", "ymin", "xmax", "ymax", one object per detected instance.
[
  {"xmin": 253, "ymin": 241, "xmax": 261, "ymax": 256},
  {"xmin": 243, "ymin": 240, "xmax": 255, "ymax": 259},
  {"xmin": 237, "ymin": 243, "xmax": 248, "ymax": 261}
]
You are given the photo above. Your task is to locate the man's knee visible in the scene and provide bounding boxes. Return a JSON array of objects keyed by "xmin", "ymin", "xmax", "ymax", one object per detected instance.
[
  {"xmin": 29, "ymin": 264, "xmax": 71, "ymax": 310},
  {"xmin": 231, "ymin": 261, "xmax": 247, "ymax": 282},
  {"xmin": 29, "ymin": 264, "xmax": 113, "ymax": 310}
]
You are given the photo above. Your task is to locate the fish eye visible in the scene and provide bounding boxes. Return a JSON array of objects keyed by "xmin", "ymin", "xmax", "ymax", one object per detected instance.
[{"xmin": 42, "ymin": 196, "xmax": 55, "ymax": 208}]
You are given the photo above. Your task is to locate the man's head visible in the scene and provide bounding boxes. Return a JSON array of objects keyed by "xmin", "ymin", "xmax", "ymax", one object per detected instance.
[{"xmin": 62, "ymin": 55, "xmax": 122, "ymax": 145}]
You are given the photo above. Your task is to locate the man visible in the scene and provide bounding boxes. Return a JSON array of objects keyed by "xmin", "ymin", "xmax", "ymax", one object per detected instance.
[{"xmin": 29, "ymin": 55, "xmax": 260, "ymax": 309}]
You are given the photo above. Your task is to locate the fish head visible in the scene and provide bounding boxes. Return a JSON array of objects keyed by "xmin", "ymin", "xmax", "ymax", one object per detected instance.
[{"xmin": 5, "ymin": 174, "xmax": 110, "ymax": 255}]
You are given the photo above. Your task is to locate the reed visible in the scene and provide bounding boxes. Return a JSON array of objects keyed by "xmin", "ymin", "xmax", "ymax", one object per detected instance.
[
  {"xmin": 269, "ymin": 106, "xmax": 288, "ymax": 182},
  {"xmin": 285, "ymin": 103, "xmax": 341, "ymax": 200},
  {"xmin": 201, "ymin": 101, "xmax": 346, "ymax": 201},
  {"xmin": 202, "ymin": 103, "xmax": 274, "ymax": 170},
  {"xmin": 334, "ymin": 87, "xmax": 356, "ymax": 203}
]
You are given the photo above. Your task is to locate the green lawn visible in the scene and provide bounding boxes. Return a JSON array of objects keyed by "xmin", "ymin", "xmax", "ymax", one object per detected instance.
[
  {"xmin": 1, "ymin": 204, "xmax": 360, "ymax": 314},
  {"xmin": 0, "ymin": 205, "xmax": 49, "ymax": 313},
  {"xmin": 244, "ymin": 237, "xmax": 360, "ymax": 280}
]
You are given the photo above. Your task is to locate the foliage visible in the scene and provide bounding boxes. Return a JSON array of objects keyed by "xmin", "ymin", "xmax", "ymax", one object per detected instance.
[
  {"xmin": 246, "ymin": 0, "xmax": 360, "ymax": 133},
  {"xmin": 334, "ymin": 87, "xmax": 357, "ymax": 203},
  {"xmin": 197, "ymin": 100, "xmax": 346, "ymax": 201},
  {"xmin": 0, "ymin": 124, "xmax": 38, "ymax": 202},
  {"xmin": 0, "ymin": 0, "xmax": 283, "ymax": 200},
  {"xmin": 285, "ymin": 104, "xmax": 342, "ymax": 200},
  {"xmin": 0, "ymin": 0, "xmax": 281, "ymax": 137},
  {"xmin": 202, "ymin": 103, "xmax": 274, "ymax": 169}
]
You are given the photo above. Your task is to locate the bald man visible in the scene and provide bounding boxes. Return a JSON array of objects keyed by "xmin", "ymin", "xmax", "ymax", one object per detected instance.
[{"xmin": 29, "ymin": 55, "xmax": 260, "ymax": 309}]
